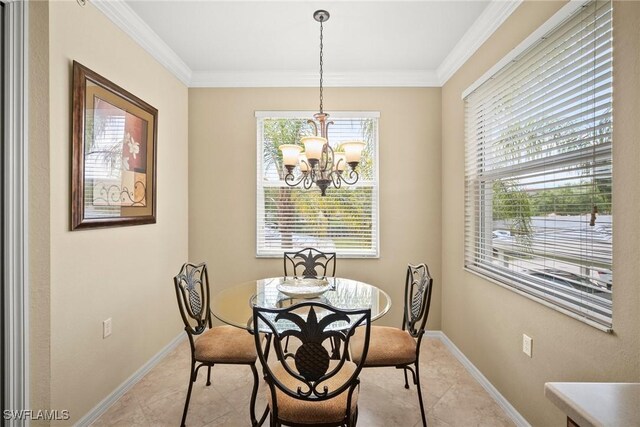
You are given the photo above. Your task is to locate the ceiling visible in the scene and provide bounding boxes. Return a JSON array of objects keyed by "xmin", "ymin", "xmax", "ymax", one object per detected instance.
[{"xmin": 95, "ymin": 0, "xmax": 522, "ymax": 87}]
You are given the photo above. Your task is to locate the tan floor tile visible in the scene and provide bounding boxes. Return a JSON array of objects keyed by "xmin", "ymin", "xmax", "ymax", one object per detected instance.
[
  {"xmin": 421, "ymin": 353, "xmax": 468, "ymax": 381},
  {"xmin": 202, "ymin": 409, "xmax": 264, "ymax": 427},
  {"xmin": 415, "ymin": 415, "xmax": 454, "ymax": 427},
  {"xmin": 91, "ymin": 337, "xmax": 517, "ymax": 427},
  {"xmin": 128, "ymin": 368, "xmax": 188, "ymax": 408},
  {"xmin": 357, "ymin": 380, "xmax": 423, "ymax": 427},
  {"xmin": 92, "ymin": 392, "xmax": 148, "ymax": 426},
  {"xmin": 431, "ymin": 382, "xmax": 515, "ymax": 427}
]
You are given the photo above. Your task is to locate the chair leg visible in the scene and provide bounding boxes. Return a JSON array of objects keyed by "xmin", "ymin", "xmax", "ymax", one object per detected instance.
[
  {"xmin": 414, "ymin": 362, "xmax": 427, "ymax": 427},
  {"xmin": 181, "ymin": 361, "xmax": 197, "ymax": 427},
  {"xmin": 206, "ymin": 365, "xmax": 213, "ymax": 386},
  {"xmin": 331, "ymin": 337, "xmax": 343, "ymax": 359},
  {"xmin": 349, "ymin": 407, "xmax": 359, "ymax": 426},
  {"xmin": 249, "ymin": 363, "xmax": 259, "ymax": 426},
  {"xmin": 403, "ymin": 367, "xmax": 410, "ymax": 389},
  {"xmin": 264, "ymin": 333, "xmax": 272, "ymax": 361}
]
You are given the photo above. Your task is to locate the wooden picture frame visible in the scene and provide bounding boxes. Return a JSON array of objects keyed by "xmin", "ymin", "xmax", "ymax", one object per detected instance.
[{"xmin": 71, "ymin": 61, "xmax": 158, "ymax": 230}]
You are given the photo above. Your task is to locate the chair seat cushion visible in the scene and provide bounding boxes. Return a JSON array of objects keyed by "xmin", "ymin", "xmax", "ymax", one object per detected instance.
[
  {"xmin": 266, "ymin": 360, "xmax": 358, "ymax": 425},
  {"xmin": 350, "ymin": 326, "xmax": 416, "ymax": 366},
  {"xmin": 194, "ymin": 325, "xmax": 256, "ymax": 364}
]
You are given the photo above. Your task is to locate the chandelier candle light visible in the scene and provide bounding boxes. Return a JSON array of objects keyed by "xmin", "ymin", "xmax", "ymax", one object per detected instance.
[{"xmin": 279, "ymin": 10, "xmax": 366, "ymax": 196}]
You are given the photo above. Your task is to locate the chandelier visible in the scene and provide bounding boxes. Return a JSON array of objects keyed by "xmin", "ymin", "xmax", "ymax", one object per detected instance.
[{"xmin": 279, "ymin": 10, "xmax": 366, "ymax": 196}]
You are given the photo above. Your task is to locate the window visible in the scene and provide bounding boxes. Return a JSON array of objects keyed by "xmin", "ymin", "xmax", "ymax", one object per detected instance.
[
  {"xmin": 464, "ymin": 1, "xmax": 613, "ymax": 329},
  {"xmin": 256, "ymin": 111, "xmax": 379, "ymax": 258}
]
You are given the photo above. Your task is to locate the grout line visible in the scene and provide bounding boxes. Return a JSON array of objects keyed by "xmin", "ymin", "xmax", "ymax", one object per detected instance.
[
  {"xmin": 128, "ymin": 390, "xmax": 152, "ymax": 426},
  {"xmin": 426, "ymin": 379, "xmax": 456, "ymax": 411}
]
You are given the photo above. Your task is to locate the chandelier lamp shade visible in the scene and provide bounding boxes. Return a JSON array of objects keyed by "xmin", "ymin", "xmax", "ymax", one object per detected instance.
[{"xmin": 278, "ymin": 10, "xmax": 366, "ymax": 196}]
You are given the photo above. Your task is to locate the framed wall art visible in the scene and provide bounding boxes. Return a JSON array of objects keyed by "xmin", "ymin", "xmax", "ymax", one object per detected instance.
[{"xmin": 71, "ymin": 61, "xmax": 158, "ymax": 230}]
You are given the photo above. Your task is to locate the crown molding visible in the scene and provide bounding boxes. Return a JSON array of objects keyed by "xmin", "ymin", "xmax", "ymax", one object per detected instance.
[
  {"xmin": 436, "ymin": 0, "xmax": 522, "ymax": 86},
  {"xmin": 191, "ymin": 70, "xmax": 440, "ymax": 88},
  {"xmin": 91, "ymin": 0, "xmax": 520, "ymax": 88},
  {"xmin": 91, "ymin": 0, "xmax": 192, "ymax": 86}
]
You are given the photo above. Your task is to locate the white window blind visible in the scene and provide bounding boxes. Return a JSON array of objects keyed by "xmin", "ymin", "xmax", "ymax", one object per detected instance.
[
  {"xmin": 256, "ymin": 112, "xmax": 379, "ymax": 258},
  {"xmin": 464, "ymin": 0, "xmax": 613, "ymax": 329}
]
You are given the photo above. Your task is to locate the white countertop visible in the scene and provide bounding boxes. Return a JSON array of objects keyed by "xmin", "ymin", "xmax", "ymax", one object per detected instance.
[{"xmin": 544, "ymin": 382, "xmax": 640, "ymax": 427}]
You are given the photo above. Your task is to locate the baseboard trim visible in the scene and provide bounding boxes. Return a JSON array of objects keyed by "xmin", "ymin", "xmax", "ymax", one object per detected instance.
[
  {"xmin": 425, "ymin": 331, "xmax": 531, "ymax": 427},
  {"xmin": 74, "ymin": 332, "xmax": 186, "ymax": 427}
]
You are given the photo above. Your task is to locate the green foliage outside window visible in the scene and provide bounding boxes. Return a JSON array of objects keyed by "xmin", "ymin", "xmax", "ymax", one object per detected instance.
[{"xmin": 261, "ymin": 117, "xmax": 376, "ymax": 251}]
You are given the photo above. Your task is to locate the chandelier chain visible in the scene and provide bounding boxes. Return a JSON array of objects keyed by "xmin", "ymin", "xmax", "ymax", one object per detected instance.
[
  {"xmin": 279, "ymin": 10, "xmax": 363, "ymax": 196},
  {"xmin": 319, "ymin": 19, "xmax": 324, "ymax": 113}
]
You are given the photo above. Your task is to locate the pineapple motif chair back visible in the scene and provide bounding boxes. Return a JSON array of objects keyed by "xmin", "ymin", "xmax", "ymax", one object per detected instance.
[
  {"xmin": 284, "ymin": 247, "xmax": 336, "ymax": 278},
  {"xmin": 253, "ymin": 302, "xmax": 371, "ymax": 423},
  {"xmin": 402, "ymin": 263, "xmax": 433, "ymax": 340},
  {"xmin": 173, "ymin": 262, "xmax": 212, "ymax": 342}
]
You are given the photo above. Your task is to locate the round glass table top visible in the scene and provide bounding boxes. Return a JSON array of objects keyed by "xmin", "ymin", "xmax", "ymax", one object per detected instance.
[{"xmin": 211, "ymin": 277, "xmax": 391, "ymax": 330}]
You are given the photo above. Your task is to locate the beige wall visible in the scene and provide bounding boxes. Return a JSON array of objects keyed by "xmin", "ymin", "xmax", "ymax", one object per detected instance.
[
  {"xmin": 29, "ymin": 0, "xmax": 190, "ymax": 422},
  {"xmin": 441, "ymin": 1, "xmax": 640, "ymax": 426},
  {"xmin": 188, "ymin": 87, "xmax": 442, "ymax": 330}
]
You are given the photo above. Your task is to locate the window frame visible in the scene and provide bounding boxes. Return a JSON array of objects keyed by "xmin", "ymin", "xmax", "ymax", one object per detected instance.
[
  {"xmin": 3, "ymin": 0, "xmax": 30, "ymax": 416},
  {"xmin": 255, "ymin": 110, "xmax": 380, "ymax": 259},
  {"xmin": 462, "ymin": 0, "xmax": 613, "ymax": 332}
]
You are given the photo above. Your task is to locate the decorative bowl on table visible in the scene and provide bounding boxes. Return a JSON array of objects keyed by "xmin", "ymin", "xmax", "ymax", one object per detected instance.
[{"xmin": 276, "ymin": 278, "xmax": 331, "ymax": 299}]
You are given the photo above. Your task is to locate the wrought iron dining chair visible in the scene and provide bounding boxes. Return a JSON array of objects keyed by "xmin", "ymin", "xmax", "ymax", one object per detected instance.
[
  {"xmin": 173, "ymin": 262, "xmax": 263, "ymax": 427},
  {"xmin": 284, "ymin": 247, "xmax": 336, "ymax": 279},
  {"xmin": 253, "ymin": 301, "xmax": 371, "ymax": 427},
  {"xmin": 282, "ymin": 247, "xmax": 337, "ymax": 353},
  {"xmin": 349, "ymin": 263, "xmax": 433, "ymax": 427}
]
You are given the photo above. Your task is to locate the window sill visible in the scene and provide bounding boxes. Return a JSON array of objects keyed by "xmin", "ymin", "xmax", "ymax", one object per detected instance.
[
  {"xmin": 463, "ymin": 266, "xmax": 613, "ymax": 334},
  {"xmin": 256, "ymin": 253, "xmax": 380, "ymax": 259}
]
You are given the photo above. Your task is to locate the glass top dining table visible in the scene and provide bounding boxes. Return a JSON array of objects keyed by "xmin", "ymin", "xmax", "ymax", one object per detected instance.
[{"xmin": 211, "ymin": 277, "xmax": 391, "ymax": 330}]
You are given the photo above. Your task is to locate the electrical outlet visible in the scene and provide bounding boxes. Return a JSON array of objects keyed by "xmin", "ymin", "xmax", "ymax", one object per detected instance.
[
  {"xmin": 103, "ymin": 318, "xmax": 112, "ymax": 338},
  {"xmin": 522, "ymin": 334, "xmax": 532, "ymax": 357}
]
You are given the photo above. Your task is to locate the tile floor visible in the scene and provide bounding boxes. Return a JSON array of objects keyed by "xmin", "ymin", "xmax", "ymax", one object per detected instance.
[{"xmin": 92, "ymin": 337, "xmax": 515, "ymax": 427}]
